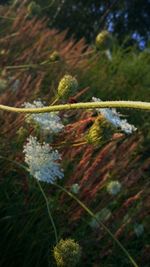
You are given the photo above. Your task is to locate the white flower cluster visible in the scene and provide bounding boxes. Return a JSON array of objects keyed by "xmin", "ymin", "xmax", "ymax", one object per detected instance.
[
  {"xmin": 23, "ymin": 135, "xmax": 64, "ymax": 183},
  {"xmin": 107, "ymin": 180, "xmax": 121, "ymax": 195},
  {"xmin": 92, "ymin": 97, "xmax": 137, "ymax": 134},
  {"xmin": 23, "ymin": 100, "xmax": 64, "ymax": 133}
]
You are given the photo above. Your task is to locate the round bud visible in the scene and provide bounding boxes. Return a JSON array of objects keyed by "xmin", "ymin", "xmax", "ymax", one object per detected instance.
[
  {"xmin": 107, "ymin": 181, "xmax": 121, "ymax": 195},
  {"xmin": 86, "ymin": 116, "xmax": 114, "ymax": 147},
  {"xmin": 95, "ymin": 30, "xmax": 113, "ymax": 51},
  {"xmin": 53, "ymin": 239, "xmax": 81, "ymax": 267},
  {"xmin": 57, "ymin": 75, "xmax": 78, "ymax": 99}
]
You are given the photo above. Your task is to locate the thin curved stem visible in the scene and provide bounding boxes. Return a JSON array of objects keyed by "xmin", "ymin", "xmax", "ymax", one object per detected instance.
[
  {"xmin": 54, "ymin": 184, "xmax": 139, "ymax": 267},
  {"xmin": 0, "ymin": 101, "xmax": 150, "ymax": 114},
  {"xmin": 0, "ymin": 155, "xmax": 138, "ymax": 265},
  {"xmin": 36, "ymin": 180, "xmax": 58, "ymax": 244},
  {"xmin": 0, "ymin": 15, "xmax": 15, "ymax": 20},
  {"xmin": 5, "ymin": 61, "xmax": 59, "ymax": 70},
  {"xmin": 0, "ymin": 155, "xmax": 58, "ymax": 244}
]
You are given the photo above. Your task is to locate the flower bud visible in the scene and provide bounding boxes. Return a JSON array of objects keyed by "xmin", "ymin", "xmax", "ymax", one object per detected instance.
[
  {"xmin": 57, "ymin": 75, "xmax": 78, "ymax": 99},
  {"xmin": 53, "ymin": 239, "xmax": 81, "ymax": 267},
  {"xmin": 86, "ymin": 116, "xmax": 114, "ymax": 147},
  {"xmin": 95, "ymin": 30, "xmax": 113, "ymax": 51},
  {"xmin": 49, "ymin": 51, "xmax": 60, "ymax": 62},
  {"xmin": 70, "ymin": 183, "xmax": 80, "ymax": 194},
  {"xmin": 107, "ymin": 181, "xmax": 121, "ymax": 195}
]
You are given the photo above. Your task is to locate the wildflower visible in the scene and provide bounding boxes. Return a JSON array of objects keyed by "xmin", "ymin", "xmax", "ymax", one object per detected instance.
[
  {"xmin": 86, "ymin": 115, "xmax": 114, "ymax": 147},
  {"xmin": 53, "ymin": 239, "xmax": 81, "ymax": 267},
  {"xmin": 23, "ymin": 135, "xmax": 64, "ymax": 183},
  {"xmin": 92, "ymin": 97, "xmax": 137, "ymax": 134},
  {"xmin": 57, "ymin": 75, "xmax": 78, "ymax": 99},
  {"xmin": 134, "ymin": 223, "xmax": 144, "ymax": 237},
  {"xmin": 107, "ymin": 180, "xmax": 121, "ymax": 195},
  {"xmin": 23, "ymin": 100, "xmax": 64, "ymax": 133},
  {"xmin": 95, "ymin": 30, "xmax": 113, "ymax": 51},
  {"xmin": 89, "ymin": 208, "xmax": 112, "ymax": 229},
  {"xmin": 70, "ymin": 183, "xmax": 80, "ymax": 194}
]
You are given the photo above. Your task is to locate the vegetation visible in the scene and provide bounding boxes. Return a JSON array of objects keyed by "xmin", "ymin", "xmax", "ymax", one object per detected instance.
[{"xmin": 0, "ymin": 2, "xmax": 150, "ymax": 267}]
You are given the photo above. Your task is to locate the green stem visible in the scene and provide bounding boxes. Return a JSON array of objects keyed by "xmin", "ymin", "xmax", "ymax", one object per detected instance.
[
  {"xmin": 5, "ymin": 64, "xmax": 39, "ymax": 70},
  {"xmin": 0, "ymin": 15, "xmax": 15, "ymax": 20},
  {"xmin": 41, "ymin": 0, "xmax": 55, "ymax": 10},
  {"xmin": 54, "ymin": 184, "xmax": 138, "ymax": 267},
  {"xmin": 5, "ymin": 61, "xmax": 59, "ymax": 70},
  {"xmin": 0, "ymin": 101, "xmax": 150, "ymax": 114},
  {"xmin": 0, "ymin": 155, "xmax": 58, "ymax": 244},
  {"xmin": 36, "ymin": 180, "xmax": 58, "ymax": 244},
  {"xmin": 50, "ymin": 96, "xmax": 60, "ymax": 105}
]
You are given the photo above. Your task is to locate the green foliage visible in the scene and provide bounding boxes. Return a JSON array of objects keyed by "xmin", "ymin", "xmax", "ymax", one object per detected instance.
[
  {"xmin": 78, "ymin": 45, "xmax": 150, "ymax": 129},
  {"xmin": 32, "ymin": 0, "xmax": 150, "ymax": 46},
  {"xmin": 0, "ymin": 3, "xmax": 150, "ymax": 267}
]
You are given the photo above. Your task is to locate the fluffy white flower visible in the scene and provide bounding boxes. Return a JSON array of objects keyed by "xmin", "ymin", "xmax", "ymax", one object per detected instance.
[
  {"xmin": 23, "ymin": 135, "xmax": 64, "ymax": 183},
  {"xmin": 23, "ymin": 100, "xmax": 64, "ymax": 133},
  {"xmin": 92, "ymin": 97, "xmax": 137, "ymax": 134},
  {"xmin": 107, "ymin": 180, "xmax": 121, "ymax": 195}
]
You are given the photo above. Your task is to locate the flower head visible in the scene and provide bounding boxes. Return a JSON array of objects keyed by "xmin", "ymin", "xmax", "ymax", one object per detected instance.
[
  {"xmin": 86, "ymin": 115, "xmax": 114, "ymax": 147},
  {"xmin": 53, "ymin": 239, "xmax": 81, "ymax": 267},
  {"xmin": 57, "ymin": 75, "xmax": 78, "ymax": 99},
  {"xmin": 92, "ymin": 97, "xmax": 137, "ymax": 134},
  {"xmin": 95, "ymin": 30, "xmax": 113, "ymax": 51},
  {"xmin": 23, "ymin": 100, "xmax": 64, "ymax": 133},
  {"xmin": 70, "ymin": 183, "xmax": 80, "ymax": 194},
  {"xmin": 107, "ymin": 180, "xmax": 121, "ymax": 195},
  {"xmin": 23, "ymin": 135, "xmax": 64, "ymax": 183}
]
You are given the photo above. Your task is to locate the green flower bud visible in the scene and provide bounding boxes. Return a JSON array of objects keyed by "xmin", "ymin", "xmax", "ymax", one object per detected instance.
[
  {"xmin": 57, "ymin": 75, "xmax": 78, "ymax": 99},
  {"xmin": 107, "ymin": 180, "xmax": 121, "ymax": 195},
  {"xmin": 27, "ymin": 1, "xmax": 41, "ymax": 16},
  {"xmin": 49, "ymin": 51, "xmax": 60, "ymax": 62},
  {"xmin": 86, "ymin": 116, "xmax": 114, "ymax": 147},
  {"xmin": 70, "ymin": 183, "xmax": 80, "ymax": 194},
  {"xmin": 53, "ymin": 239, "xmax": 81, "ymax": 267},
  {"xmin": 95, "ymin": 30, "xmax": 113, "ymax": 51}
]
